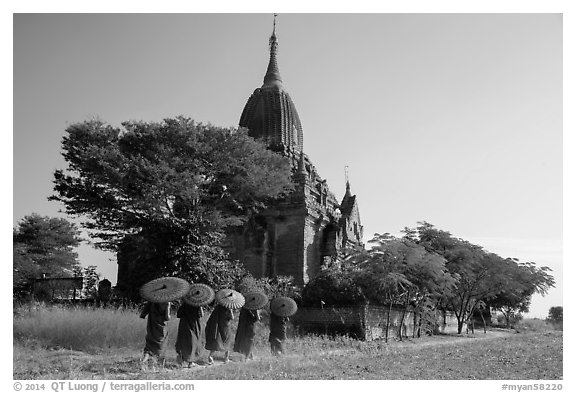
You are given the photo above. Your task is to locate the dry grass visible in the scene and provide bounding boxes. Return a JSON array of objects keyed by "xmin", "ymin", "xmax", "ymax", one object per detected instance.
[
  {"xmin": 14, "ymin": 303, "xmax": 153, "ymax": 352},
  {"xmin": 13, "ymin": 304, "xmax": 563, "ymax": 380}
]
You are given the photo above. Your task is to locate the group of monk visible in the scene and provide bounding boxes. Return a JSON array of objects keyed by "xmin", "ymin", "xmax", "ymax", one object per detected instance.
[{"xmin": 139, "ymin": 294, "xmax": 290, "ymax": 370}]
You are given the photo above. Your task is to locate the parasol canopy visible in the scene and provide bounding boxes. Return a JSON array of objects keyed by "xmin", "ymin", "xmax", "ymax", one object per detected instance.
[
  {"xmin": 183, "ymin": 283, "xmax": 215, "ymax": 306},
  {"xmin": 140, "ymin": 277, "xmax": 190, "ymax": 303},
  {"xmin": 270, "ymin": 296, "xmax": 298, "ymax": 317},
  {"xmin": 215, "ymin": 289, "xmax": 245, "ymax": 310},
  {"xmin": 243, "ymin": 291, "xmax": 269, "ymax": 310}
]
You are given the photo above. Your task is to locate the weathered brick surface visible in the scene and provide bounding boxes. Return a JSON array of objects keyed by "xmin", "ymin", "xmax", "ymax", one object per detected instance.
[{"xmin": 293, "ymin": 306, "xmax": 461, "ymax": 340}]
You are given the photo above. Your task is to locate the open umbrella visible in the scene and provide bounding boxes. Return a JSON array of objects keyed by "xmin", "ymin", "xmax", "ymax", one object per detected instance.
[
  {"xmin": 215, "ymin": 289, "xmax": 245, "ymax": 310},
  {"xmin": 270, "ymin": 297, "xmax": 298, "ymax": 317},
  {"xmin": 243, "ymin": 292, "xmax": 269, "ymax": 310},
  {"xmin": 183, "ymin": 283, "xmax": 215, "ymax": 307},
  {"xmin": 140, "ymin": 277, "xmax": 190, "ymax": 303}
]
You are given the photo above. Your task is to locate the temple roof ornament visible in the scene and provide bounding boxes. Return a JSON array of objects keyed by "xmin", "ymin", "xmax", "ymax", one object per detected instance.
[
  {"xmin": 264, "ymin": 14, "xmax": 282, "ymax": 88},
  {"xmin": 239, "ymin": 14, "xmax": 304, "ymax": 153}
]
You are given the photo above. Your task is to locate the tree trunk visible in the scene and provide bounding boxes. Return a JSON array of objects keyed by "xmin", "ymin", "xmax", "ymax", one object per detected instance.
[
  {"xmin": 480, "ymin": 309, "xmax": 487, "ymax": 333},
  {"xmin": 385, "ymin": 301, "xmax": 392, "ymax": 343},
  {"xmin": 398, "ymin": 304, "xmax": 408, "ymax": 341},
  {"xmin": 503, "ymin": 310, "xmax": 511, "ymax": 329},
  {"xmin": 457, "ymin": 316, "xmax": 464, "ymax": 334},
  {"xmin": 413, "ymin": 310, "xmax": 418, "ymax": 339}
]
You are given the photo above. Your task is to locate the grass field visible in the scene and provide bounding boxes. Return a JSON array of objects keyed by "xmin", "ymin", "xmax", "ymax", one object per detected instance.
[{"xmin": 13, "ymin": 304, "xmax": 563, "ymax": 380}]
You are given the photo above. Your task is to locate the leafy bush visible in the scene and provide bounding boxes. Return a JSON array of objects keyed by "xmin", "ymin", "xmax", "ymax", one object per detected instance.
[
  {"xmin": 546, "ymin": 306, "xmax": 562, "ymax": 330},
  {"xmin": 514, "ymin": 318, "xmax": 554, "ymax": 333},
  {"xmin": 301, "ymin": 268, "xmax": 365, "ymax": 307},
  {"xmin": 496, "ymin": 312, "xmax": 523, "ymax": 328},
  {"xmin": 236, "ymin": 275, "xmax": 301, "ymax": 300}
]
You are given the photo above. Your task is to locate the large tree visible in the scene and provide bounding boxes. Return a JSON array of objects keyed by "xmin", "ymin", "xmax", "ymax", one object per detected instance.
[
  {"xmin": 488, "ymin": 259, "xmax": 555, "ymax": 328},
  {"xmin": 50, "ymin": 117, "xmax": 294, "ymax": 296},
  {"xmin": 302, "ymin": 233, "xmax": 456, "ymax": 341},
  {"xmin": 547, "ymin": 306, "xmax": 563, "ymax": 325},
  {"xmin": 348, "ymin": 233, "xmax": 456, "ymax": 340},
  {"xmin": 13, "ymin": 214, "xmax": 83, "ymax": 299},
  {"xmin": 404, "ymin": 222, "xmax": 555, "ymax": 333}
]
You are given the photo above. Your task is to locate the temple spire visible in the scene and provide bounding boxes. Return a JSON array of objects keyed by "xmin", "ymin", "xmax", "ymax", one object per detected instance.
[
  {"xmin": 263, "ymin": 14, "xmax": 283, "ymax": 87},
  {"xmin": 344, "ymin": 166, "xmax": 351, "ymax": 197}
]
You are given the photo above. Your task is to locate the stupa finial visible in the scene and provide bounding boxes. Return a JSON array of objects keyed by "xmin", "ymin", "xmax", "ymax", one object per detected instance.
[{"xmin": 264, "ymin": 14, "xmax": 282, "ymax": 87}]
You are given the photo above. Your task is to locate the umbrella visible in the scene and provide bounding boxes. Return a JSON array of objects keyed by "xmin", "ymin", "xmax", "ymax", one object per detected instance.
[
  {"xmin": 215, "ymin": 289, "xmax": 245, "ymax": 310},
  {"xmin": 183, "ymin": 283, "xmax": 215, "ymax": 307},
  {"xmin": 270, "ymin": 297, "xmax": 298, "ymax": 317},
  {"xmin": 140, "ymin": 277, "xmax": 190, "ymax": 303},
  {"xmin": 243, "ymin": 292, "xmax": 269, "ymax": 310}
]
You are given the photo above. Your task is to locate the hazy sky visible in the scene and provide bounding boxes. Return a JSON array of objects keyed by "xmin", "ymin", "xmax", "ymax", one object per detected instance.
[{"xmin": 12, "ymin": 13, "xmax": 563, "ymax": 317}]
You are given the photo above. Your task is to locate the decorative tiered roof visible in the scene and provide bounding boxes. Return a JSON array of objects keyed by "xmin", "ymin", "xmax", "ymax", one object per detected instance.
[
  {"xmin": 340, "ymin": 181, "xmax": 357, "ymax": 217},
  {"xmin": 239, "ymin": 16, "xmax": 303, "ymax": 153}
]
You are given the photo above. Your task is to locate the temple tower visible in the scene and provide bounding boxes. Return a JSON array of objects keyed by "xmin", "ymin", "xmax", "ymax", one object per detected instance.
[
  {"xmin": 239, "ymin": 15, "xmax": 303, "ymax": 154},
  {"xmin": 230, "ymin": 17, "xmax": 364, "ymax": 285}
]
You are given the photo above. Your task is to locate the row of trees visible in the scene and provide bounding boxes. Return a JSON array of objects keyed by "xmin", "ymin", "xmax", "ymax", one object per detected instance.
[{"xmin": 303, "ymin": 223, "xmax": 555, "ymax": 334}]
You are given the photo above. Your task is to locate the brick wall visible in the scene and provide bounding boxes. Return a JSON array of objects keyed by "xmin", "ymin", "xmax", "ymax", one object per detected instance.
[
  {"xmin": 293, "ymin": 305, "xmax": 461, "ymax": 340},
  {"xmin": 273, "ymin": 213, "xmax": 305, "ymax": 281}
]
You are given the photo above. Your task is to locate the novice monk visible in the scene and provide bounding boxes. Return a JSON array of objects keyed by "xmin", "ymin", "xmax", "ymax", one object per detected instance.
[
  {"xmin": 269, "ymin": 311, "xmax": 289, "ymax": 356},
  {"xmin": 204, "ymin": 304, "xmax": 234, "ymax": 364},
  {"xmin": 140, "ymin": 301, "xmax": 171, "ymax": 370},
  {"xmin": 233, "ymin": 307, "xmax": 260, "ymax": 361},
  {"xmin": 175, "ymin": 303, "xmax": 204, "ymax": 368}
]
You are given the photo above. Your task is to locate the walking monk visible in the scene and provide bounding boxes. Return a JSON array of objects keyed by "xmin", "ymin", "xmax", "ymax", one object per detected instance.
[
  {"xmin": 233, "ymin": 307, "xmax": 260, "ymax": 361},
  {"xmin": 268, "ymin": 311, "xmax": 289, "ymax": 356},
  {"xmin": 175, "ymin": 303, "xmax": 204, "ymax": 367},
  {"xmin": 140, "ymin": 301, "xmax": 171, "ymax": 370},
  {"xmin": 204, "ymin": 304, "xmax": 234, "ymax": 364}
]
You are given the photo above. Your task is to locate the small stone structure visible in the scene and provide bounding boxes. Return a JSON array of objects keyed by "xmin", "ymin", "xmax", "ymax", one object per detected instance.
[{"xmin": 292, "ymin": 305, "xmax": 460, "ymax": 340}]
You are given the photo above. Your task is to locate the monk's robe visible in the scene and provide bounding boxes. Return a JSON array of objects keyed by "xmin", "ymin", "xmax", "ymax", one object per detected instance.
[
  {"xmin": 205, "ymin": 304, "xmax": 234, "ymax": 352},
  {"xmin": 268, "ymin": 312, "xmax": 289, "ymax": 355},
  {"xmin": 233, "ymin": 308, "xmax": 260, "ymax": 357},
  {"xmin": 175, "ymin": 304, "xmax": 203, "ymax": 362},
  {"xmin": 140, "ymin": 302, "xmax": 170, "ymax": 358}
]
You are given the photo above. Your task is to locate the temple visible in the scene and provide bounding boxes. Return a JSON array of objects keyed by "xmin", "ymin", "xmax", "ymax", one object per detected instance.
[
  {"xmin": 115, "ymin": 18, "xmax": 364, "ymax": 296},
  {"xmin": 227, "ymin": 17, "xmax": 364, "ymax": 285}
]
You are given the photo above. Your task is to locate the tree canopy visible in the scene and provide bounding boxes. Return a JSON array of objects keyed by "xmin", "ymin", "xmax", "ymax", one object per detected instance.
[
  {"xmin": 547, "ymin": 306, "xmax": 563, "ymax": 325},
  {"xmin": 13, "ymin": 214, "xmax": 83, "ymax": 299},
  {"xmin": 303, "ymin": 222, "xmax": 556, "ymax": 336},
  {"xmin": 303, "ymin": 233, "xmax": 456, "ymax": 308},
  {"xmin": 403, "ymin": 222, "xmax": 555, "ymax": 333},
  {"xmin": 50, "ymin": 117, "xmax": 295, "ymax": 297}
]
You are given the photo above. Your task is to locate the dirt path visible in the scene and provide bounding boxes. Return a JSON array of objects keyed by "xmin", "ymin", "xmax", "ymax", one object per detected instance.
[{"xmin": 387, "ymin": 328, "xmax": 514, "ymax": 348}]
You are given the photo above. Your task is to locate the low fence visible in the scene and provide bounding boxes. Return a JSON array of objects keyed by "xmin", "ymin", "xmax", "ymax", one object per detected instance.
[{"xmin": 292, "ymin": 305, "xmax": 460, "ymax": 340}]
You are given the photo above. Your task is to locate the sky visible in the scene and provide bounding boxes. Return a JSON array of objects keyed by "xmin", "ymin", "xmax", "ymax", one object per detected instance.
[{"xmin": 11, "ymin": 12, "xmax": 565, "ymax": 318}]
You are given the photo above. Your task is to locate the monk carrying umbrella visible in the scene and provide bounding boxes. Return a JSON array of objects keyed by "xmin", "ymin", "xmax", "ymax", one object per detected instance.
[
  {"xmin": 205, "ymin": 289, "xmax": 245, "ymax": 364},
  {"xmin": 269, "ymin": 297, "xmax": 297, "ymax": 356},
  {"xmin": 139, "ymin": 277, "xmax": 190, "ymax": 370},
  {"xmin": 233, "ymin": 292, "xmax": 268, "ymax": 361},
  {"xmin": 175, "ymin": 283, "xmax": 215, "ymax": 368}
]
